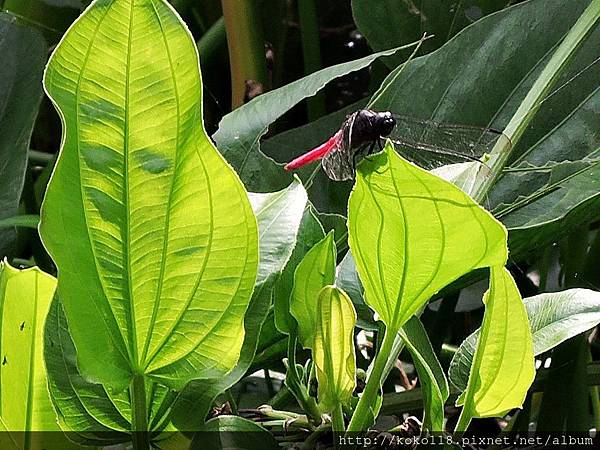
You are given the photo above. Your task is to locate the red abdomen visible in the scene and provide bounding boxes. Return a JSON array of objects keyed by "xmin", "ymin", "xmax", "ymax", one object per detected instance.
[{"xmin": 284, "ymin": 133, "xmax": 341, "ymax": 171}]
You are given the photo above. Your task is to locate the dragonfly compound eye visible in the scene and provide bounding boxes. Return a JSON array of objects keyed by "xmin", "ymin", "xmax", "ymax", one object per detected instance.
[{"xmin": 379, "ymin": 112, "xmax": 396, "ymax": 137}]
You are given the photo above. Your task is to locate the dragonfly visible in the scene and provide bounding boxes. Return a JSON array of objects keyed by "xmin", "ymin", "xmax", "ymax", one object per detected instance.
[{"xmin": 284, "ymin": 109, "xmax": 507, "ymax": 181}]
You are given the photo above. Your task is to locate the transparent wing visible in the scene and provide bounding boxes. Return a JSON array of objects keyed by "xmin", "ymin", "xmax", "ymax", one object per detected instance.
[
  {"xmin": 389, "ymin": 114, "xmax": 511, "ymax": 170},
  {"xmin": 320, "ymin": 134, "xmax": 355, "ymax": 181}
]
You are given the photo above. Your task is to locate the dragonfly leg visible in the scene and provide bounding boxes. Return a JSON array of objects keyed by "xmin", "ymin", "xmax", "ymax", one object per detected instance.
[
  {"xmin": 351, "ymin": 152, "xmax": 360, "ymax": 176},
  {"xmin": 377, "ymin": 138, "xmax": 384, "ymax": 152},
  {"xmin": 362, "ymin": 141, "xmax": 377, "ymax": 160}
]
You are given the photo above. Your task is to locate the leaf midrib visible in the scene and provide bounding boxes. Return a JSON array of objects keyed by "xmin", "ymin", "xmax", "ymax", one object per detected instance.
[
  {"xmin": 124, "ymin": 0, "xmax": 138, "ymax": 369},
  {"xmin": 140, "ymin": 0, "xmax": 183, "ymax": 367},
  {"xmin": 387, "ymin": 160, "xmax": 409, "ymax": 328},
  {"xmin": 473, "ymin": 271, "xmax": 513, "ymax": 414}
]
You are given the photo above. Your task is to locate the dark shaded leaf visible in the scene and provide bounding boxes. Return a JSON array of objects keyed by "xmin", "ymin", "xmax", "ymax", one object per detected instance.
[{"xmin": 0, "ymin": 14, "xmax": 46, "ymax": 258}]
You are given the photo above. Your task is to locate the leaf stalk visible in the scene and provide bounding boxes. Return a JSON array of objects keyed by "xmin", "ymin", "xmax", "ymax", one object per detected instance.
[
  {"xmin": 285, "ymin": 334, "xmax": 323, "ymax": 424},
  {"xmin": 332, "ymin": 403, "xmax": 345, "ymax": 449},
  {"xmin": 130, "ymin": 373, "xmax": 150, "ymax": 450},
  {"xmin": 471, "ymin": 0, "xmax": 600, "ymax": 203},
  {"xmin": 346, "ymin": 327, "xmax": 397, "ymax": 432}
]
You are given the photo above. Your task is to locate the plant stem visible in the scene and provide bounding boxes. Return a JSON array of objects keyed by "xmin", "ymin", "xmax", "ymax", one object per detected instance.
[
  {"xmin": 221, "ymin": 0, "xmax": 268, "ymax": 108},
  {"xmin": 589, "ymin": 347, "xmax": 600, "ymax": 431},
  {"xmin": 301, "ymin": 422, "xmax": 332, "ymax": 450},
  {"xmin": 297, "ymin": 0, "xmax": 324, "ymax": 120},
  {"xmin": 286, "ymin": 334, "xmax": 322, "ymax": 424},
  {"xmin": 269, "ymin": 384, "xmax": 293, "ymax": 407},
  {"xmin": 264, "ymin": 369, "xmax": 276, "ymax": 398},
  {"xmin": 453, "ymin": 402, "xmax": 473, "ymax": 434},
  {"xmin": 331, "ymin": 402, "xmax": 345, "ymax": 431},
  {"xmin": 130, "ymin": 373, "xmax": 150, "ymax": 450},
  {"xmin": 471, "ymin": 0, "xmax": 600, "ymax": 203},
  {"xmin": 347, "ymin": 328, "xmax": 397, "ymax": 432},
  {"xmin": 28, "ymin": 149, "xmax": 54, "ymax": 166},
  {"xmin": 332, "ymin": 403, "xmax": 345, "ymax": 449},
  {"xmin": 225, "ymin": 389, "xmax": 239, "ymax": 415},
  {"xmin": 0, "ymin": 214, "xmax": 40, "ymax": 230}
]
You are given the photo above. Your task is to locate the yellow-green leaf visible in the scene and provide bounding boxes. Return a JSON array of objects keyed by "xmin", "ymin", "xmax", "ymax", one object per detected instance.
[
  {"xmin": 348, "ymin": 143, "xmax": 508, "ymax": 331},
  {"xmin": 289, "ymin": 232, "xmax": 336, "ymax": 348},
  {"xmin": 0, "ymin": 261, "xmax": 63, "ymax": 445},
  {"xmin": 313, "ymin": 286, "xmax": 356, "ymax": 412},
  {"xmin": 40, "ymin": 0, "xmax": 258, "ymax": 390},
  {"xmin": 456, "ymin": 266, "xmax": 535, "ymax": 419}
]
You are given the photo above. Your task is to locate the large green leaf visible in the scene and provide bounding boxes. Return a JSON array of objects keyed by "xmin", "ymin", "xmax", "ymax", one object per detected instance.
[
  {"xmin": 455, "ymin": 266, "xmax": 534, "ymax": 425},
  {"xmin": 400, "ymin": 317, "xmax": 448, "ymax": 432},
  {"xmin": 44, "ymin": 297, "xmax": 132, "ymax": 444},
  {"xmin": 313, "ymin": 286, "xmax": 356, "ymax": 413},
  {"xmin": 0, "ymin": 261, "xmax": 71, "ymax": 448},
  {"xmin": 449, "ymin": 288, "xmax": 600, "ymax": 391},
  {"xmin": 46, "ymin": 180, "xmax": 307, "ymax": 438},
  {"xmin": 364, "ymin": 0, "xmax": 600, "ymax": 256},
  {"xmin": 3, "ymin": 0, "xmax": 81, "ymax": 42},
  {"xmin": 348, "ymin": 144, "xmax": 507, "ymax": 331},
  {"xmin": 273, "ymin": 205, "xmax": 325, "ymax": 335},
  {"xmin": 352, "ymin": 0, "xmax": 514, "ymax": 67},
  {"xmin": 346, "ymin": 144, "xmax": 509, "ymax": 432},
  {"xmin": 172, "ymin": 180, "xmax": 308, "ymax": 430},
  {"xmin": 0, "ymin": 14, "xmax": 46, "ymax": 258},
  {"xmin": 289, "ymin": 232, "xmax": 337, "ymax": 348},
  {"xmin": 213, "ymin": 47, "xmax": 406, "ymax": 193},
  {"xmin": 40, "ymin": 0, "xmax": 259, "ymax": 392}
]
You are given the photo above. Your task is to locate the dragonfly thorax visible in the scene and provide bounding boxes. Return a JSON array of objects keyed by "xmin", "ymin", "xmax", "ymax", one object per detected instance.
[{"xmin": 345, "ymin": 109, "xmax": 396, "ymax": 148}]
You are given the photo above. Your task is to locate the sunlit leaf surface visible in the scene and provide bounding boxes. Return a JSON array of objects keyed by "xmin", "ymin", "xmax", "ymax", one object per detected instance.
[
  {"xmin": 450, "ymin": 288, "xmax": 600, "ymax": 391},
  {"xmin": 44, "ymin": 298, "xmax": 132, "ymax": 443},
  {"xmin": 289, "ymin": 232, "xmax": 336, "ymax": 348},
  {"xmin": 0, "ymin": 261, "xmax": 74, "ymax": 450},
  {"xmin": 313, "ymin": 286, "xmax": 356, "ymax": 412},
  {"xmin": 46, "ymin": 180, "xmax": 308, "ymax": 438},
  {"xmin": 172, "ymin": 180, "xmax": 307, "ymax": 430},
  {"xmin": 348, "ymin": 143, "xmax": 507, "ymax": 330},
  {"xmin": 40, "ymin": 0, "xmax": 258, "ymax": 390},
  {"xmin": 456, "ymin": 266, "xmax": 534, "ymax": 418}
]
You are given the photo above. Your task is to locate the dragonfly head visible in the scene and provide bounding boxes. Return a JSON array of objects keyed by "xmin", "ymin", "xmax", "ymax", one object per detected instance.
[{"xmin": 378, "ymin": 111, "xmax": 396, "ymax": 137}]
